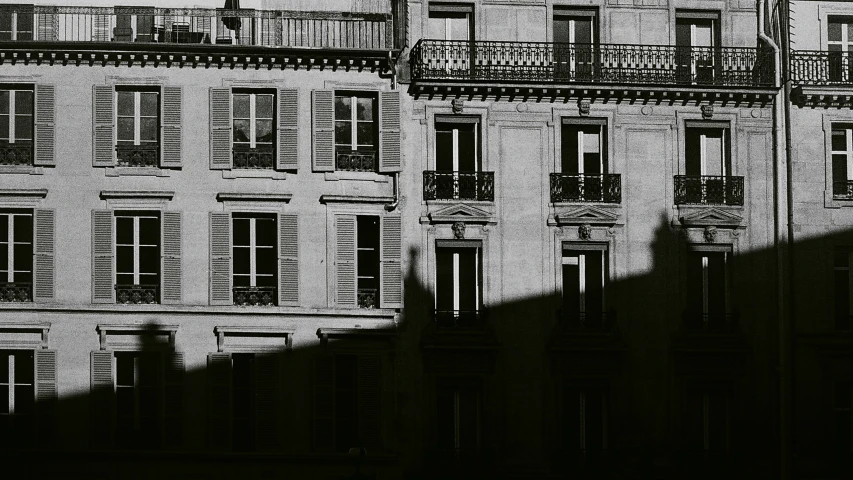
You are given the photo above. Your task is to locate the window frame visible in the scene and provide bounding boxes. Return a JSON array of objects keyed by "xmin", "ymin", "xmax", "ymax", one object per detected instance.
[
  {"xmin": 231, "ymin": 212, "xmax": 278, "ymax": 296},
  {"xmin": 559, "ymin": 379, "xmax": 609, "ymax": 455},
  {"xmin": 356, "ymin": 215, "xmax": 381, "ymax": 308},
  {"xmin": 684, "ymin": 120, "xmax": 732, "ymax": 176},
  {"xmin": 0, "ymin": 349, "xmax": 35, "ymax": 444},
  {"xmin": 434, "ymin": 239, "xmax": 483, "ymax": 316},
  {"xmin": 435, "ymin": 376, "xmax": 483, "ymax": 452},
  {"xmin": 0, "ymin": 8, "xmax": 33, "ymax": 41},
  {"xmin": 684, "ymin": 244, "xmax": 732, "ymax": 330},
  {"xmin": 428, "ymin": 2, "xmax": 474, "ymax": 41},
  {"xmin": 560, "ymin": 118, "xmax": 608, "ymax": 175},
  {"xmin": 116, "ymin": 88, "xmax": 160, "ymax": 148},
  {"xmin": 560, "ymin": 242, "xmax": 608, "ymax": 326},
  {"xmin": 682, "ymin": 385, "xmax": 732, "ymax": 455},
  {"xmin": 114, "ymin": 350, "xmax": 162, "ymax": 450},
  {"xmin": 113, "ymin": 210, "xmax": 162, "ymax": 304},
  {"xmin": 834, "ymin": 247, "xmax": 853, "ymax": 332},
  {"xmin": 0, "ymin": 208, "xmax": 33, "ymax": 291},
  {"xmin": 434, "ymin": 115, "xmax": 480, "ymax": 172},
  {"xmin": 232, "ymin": 90, "xmax": 276, "ymax": 150}
]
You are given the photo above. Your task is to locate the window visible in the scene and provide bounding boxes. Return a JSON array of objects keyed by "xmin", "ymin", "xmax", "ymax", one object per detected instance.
[
  {"xmin": 232, "ymin": 214, "xmax": 277, "ymax": 306},
  {"xmin": 675, "ymin": 11, "xmax": 720, "ymax": 84},
  {"xmin": 555, "ymin": 119, "xmax": 619, "ymax": 203},
  {"xmin": 115, "ymin": 211, "xmax": 160, "ymax": 304},
  {"xmin": 561, "ymin": 384, "xmax": 607, "ymax": 456},
  {"xmin": 685, "ymin": 249, "xmax": 729, "ymax": 331},
  {"xmin": 232, "ymin": 91, "xmax": 275, "ymax": 169},
  {"xmin": 435, "ymin": 240, "xmax": 482, "ymax": 327},
  {"xmin": 0, "ymin": 7, "xmax": 33, "ymax": 41},
  {"xmin": 231, "ymin": 353, "xmax": 257, "ymax": 451},
  {"xmin": 677, "ymin": 123, "xmax": 741, "ymax": 206},
  {"xmin": 0, "ymin": 210, "xmax": 32, "ymax": 302},
  {"xmin": 436, "ymin": 120, "xmax": 478, "ymax": 173},
  {"xmin": 686, "ymin": 126, "xmax": 729, "ymax": 177},
  {"xmin": 436, "ymin": 378, "xmax": 481, "ymax": 454},
  {"xmin": 115, "ymin": 352, "xmax": 161, "ymax": 449},
  {"xmin": 684, "ymin": 388, "xmax": 730, "ymax": 454},
  {"xmin": 834, "ymin": 248, "xmax": 852, "ymax": 332},
  {"xmin": 553, "ymin": 9, "xmax": 598, "ymax": 81},
  {"xmin": 429, "ymin": 3, "xmax": 472, "ymax": 42},
  {"xmin": 828, "ymin": 17, "xmax": 853, "ymax": 82},
  {"xmin": 832, "ymin": 125, "xmax": 853, "ymax": 199},
  {"xmin": 561, "ymin": 246, "xmax": 606, "ymax": 328},
  {"xmin": 835, "ymin": 382, "xmax": 853, "ymax": 457},
  {"xmin": 334, "ymin": 93, "xmax": 378, "ymax": 172},
  {"xmin": 0, "ymin": 350, "xmax": 34, "ymax": 446},
  {"xmin": 426, "ymin": 118, "xmax": 493, "ymax": 201},
  {"xmin": 356, "ymin": 216, "xmax": 380, "ymax": 308},
  {"xmin": 116, "ymin": 89, "xmax": 159, "ymax": 167},
  {"xmin": 0, "ymin": 88, "xmax": 33, "ymax": 166},
  {"xmin": 333, "ymin": 214, "xmax": 401, "ymax": 309}
]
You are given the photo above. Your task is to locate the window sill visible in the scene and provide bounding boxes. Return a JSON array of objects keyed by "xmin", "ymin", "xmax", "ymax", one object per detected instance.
[
  {"xmin": 105, "ymin": 167, "xmax": 170, "ymax": 177},
  {"xmin": 0, "ymin": 165, "xmax": 43, "ymax": 175},
  {"xmin": 825, "ymin": 193, "xmax": 853, "ymax": 209},
  {"xmin": 223, "ymin": 169, "xmax": 287, "ymax": 180},
  {"xmin": 324, "ymin": 171, "xmax": 389, "ymax": 183}
]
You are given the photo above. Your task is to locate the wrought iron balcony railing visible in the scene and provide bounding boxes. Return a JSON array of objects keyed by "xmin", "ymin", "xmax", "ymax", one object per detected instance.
[
  {"xmin": 233, "ymin": 144, "xmax": 274, "ymax": 169},
  {"xmin": 423, "ymin": 170, "xmax": 495, "ymax": 201},
  {"xmin": 674, "ymin": 175, "xmax": 744, "ymax": 206},
  {"xmin": 336, "ymin": 149, "xmax": 376, "ymax": 172},
  {"xmin": 557, "ymin": 310, "xmax": 613, "ymax": 331},
  {"xmin": 683, "ymin": 312, "xmax": 738, "ymax": 333},
  {"xmin": 792, "ymin": 50, "xmax": 853, "ymax": 86},
  {"xmin": 0, "ymin": 5, "xmax": 392, "ymax": 50},
  {"xmin": 434, "ymin": 309, "xmax": 485, "ymax": 329},
  {"xmin": 411, "ymin": 40, "xmax": 774, "ymax": 88},
  {"xmin": 0, "ymin": 282, "xmax": 32, "ymax": 302},
  {"xmin": 358, "ymin": 288, "xmax": 377, "ymax": 309},
  {"xmin": 116, "ymin": 143, "xmax": 159, "ymax": 167},
  {"xmin": 834, "ymin": 181, "xmax": 853, "ymax": 200},
  {"xmin": 233, "ymin": 286, "xmax": 276, "ymax": 306},
  {"xmin": 115, "ymin": 284, "xmax": 159, "ymax": 304},
  {"xmin": 0, "ymin": 141, "xmax": 33, "ymax": 166},
  {"xmin": 550, "ymin": 173, "xmax": 621, "ymax": 203}
]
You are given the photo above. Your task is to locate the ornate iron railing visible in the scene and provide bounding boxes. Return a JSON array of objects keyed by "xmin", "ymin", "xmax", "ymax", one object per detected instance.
[
  {"xmin": 116, "ymin": 143, "xmax": 159, "ymax": 167},
  {"xmin": 791, "ymin": 50, "xmax": 853, "ymax": 85},
  {"xmin": 558, "ymin": 310, "xmax": 613, "ymax": 331},
  {"xmin": 115, "ymin": 284, "xmax": 159, "ymax": 304},
  {"xmin": 550, "ymin": 173, "xmax": 621, "ymax": 203},
  {"xmin": 233, "ymin": 286, "xmax": 276, "ymax": 306},
  {"xmin": 433, "ymin": 309, "xmax": 485, "ymax": 329},
  {"xmin": 683, "ymin": 312, "xmax": 738, "ymax": 333},
  {"xmin": 336, "ymin": 150, "xmax": 376, "ymax": 172},
  {"xmin": 834, "ymin": 181, "xmax": 853, "ymax": 200},
  {"xmin": 358, "ymin": 288, "xmax": 377, "ymax": 309},
  {"xmin": 411, "ymin": 40, "xmax": 774, "ymax": 87},
  {"xmin": 0, "ymin": 141, "xmax": 33, "ymax": 166},
  {"xmin": 674, "ymin": 175, "xmax": 744, "ymax": 206},
  {"xmin": 0, "ymin": 5, "xmax": 392, "ymax": 49},
  {"xmin": 423, "ymin": 170, "xmax": 495, "ymax": 201},
  {"xmin": 233, "ymin": 144, "xmax": 274, "ymax": 169},
  {"xmin": 0, "ymin": 282, "xmax": 32, "ymax": 302}
]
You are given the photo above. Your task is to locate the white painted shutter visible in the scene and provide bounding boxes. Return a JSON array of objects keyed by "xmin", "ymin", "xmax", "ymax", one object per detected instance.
[
  {"xmin": 91, "ymin": 210, "xmax": 114, "ymax": 303},
  {"xmin": 335, "ymin": 215, "xmax": 357, "ymax": 307},
  {"xmin": 209, "ymin": 87, "xmax": 232, "ymax": 169},
  {"xmin": 33, "ymin": 209, "xmax": 55, "ymax": 302},
  {"xmin": 92, "ymin": 85, "xmax": 115, "ymax": 167},
  {"xmin": 35, "ymin": 349, "xmax": 57, "ymax": 443},
  {"xmin": 380, "ymin": 216, "xmax": 402, "ymax": 308},
  {"xmin": 34, "ymin": 84, "xmax": 56, "ymax": 166},
  {"xmin": 378, "ymin": 91, "xmax": 401, "ymax": 173},
  {"xmin": 311, "ymin": 89, "xmax": 334, "ymax": 172},
  {"xmin": 161, "ymin": 212, "xmax": 182, "ymax": 304},
  {"xmin": 209, "ymin": 212, "xmax": 232, "ymax": 305},
  {"xmin": 161, "ymin": 86, "xmax": 183, "ymax": 168},
  {"xmin": 278, "ymin": 213, "xmax": 298, "ymax": 306},
  {"xmin": 277, "ymin": 88, "xmax": 298, "ymax": 170}
]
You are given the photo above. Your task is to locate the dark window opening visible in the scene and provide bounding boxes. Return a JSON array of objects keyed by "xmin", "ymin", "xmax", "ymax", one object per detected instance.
[
  {"xmin": 232, "ymin": 213, "xmax": 277, "ymax": 306},
  {"xmin": 357, "ymin": 216, "xmax": 380, "ymax": 309},
  {"xmin": 0, "ymin": 350, "xmax": 35, "ymax": 448},
  {"xmin": 115, "ymin": 351, "xmax": 161, "ymax": 450}
]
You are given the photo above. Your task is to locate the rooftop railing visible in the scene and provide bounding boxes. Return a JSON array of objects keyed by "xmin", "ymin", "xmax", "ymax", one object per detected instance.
[
  {"xmin": 411, "ymin": 40, "xmax": 774, "ymax": 88},
  {"xmin": 0, "ymin": 5, "xmax": 392, "ymax": 50}
]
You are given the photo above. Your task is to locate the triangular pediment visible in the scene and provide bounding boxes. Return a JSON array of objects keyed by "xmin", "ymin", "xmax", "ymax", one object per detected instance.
[
  {"xmin": 679, "ymin": 206, "xmax": 743, "ymax": 227},
  {"xmin": 428, "ymin": 203, "xmax": 495, "ymax": 224},
  {"xmin": 554, "ymin": 205, "xmax": 621, "ymax": 226}
]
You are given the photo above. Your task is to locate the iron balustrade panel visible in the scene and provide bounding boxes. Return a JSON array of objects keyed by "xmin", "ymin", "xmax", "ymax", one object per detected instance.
[
  {"xmin": 557, "ymin": 310, "xmax": 613, "ymax": 331},
  {"xmin": 683, "ymin": 312, "xmax": 738, "ymax": 333},
  {"xmin": 233, "ymin": 286, "xmax": 276, "ymax": 306},
  {"xmin": 0, "ymin": 141, "xmax": 33, "ymax": 166},
  {"xmin": 358, "ymin": 288, "xmax": 377, "ymax": 309},
  {"xmin": 674, "ymin": 175, "xmax": 744, "ymax": 206},
  {"xmin": 233, "ymin": 144, "xmax": 274, "ymax": 169},
  {"xmin": 433, "ymin": 309, "xmax": 485, "ymax": 329},
  {"xmin": 792, "ymin": 50, "xmax": 853, "ymax": 85},
  {"xmin": 116, "ymin": 143, "xmax": 159, "ymax": 167},
  {"xmin": 834, "ymin": 181, "xmax": 853, "ymax": 200},
  {"xmin": 423, "ymin": 170, "xmax": 494, "ymax": 201},
  {"xmin": 336, "ymin": 149, "xmax": 376, "ymax": 172},
  {"xmin": 115, "ymin": 284, "xmax": 159, "ymax": 304},
  {"xmin": 0, "ymin": 5, "xmax": 392, "ymax": 49},
  {"xmin": 411, "ymin": 40, "xmax": 774, "ymax": 88},
  {"xmin": 550, "ymin": 173, "xmax": 621, "ymax": 203},
  {"xmin": 0, "ymin": 282, "xmax": 32, "ymax": 302}
]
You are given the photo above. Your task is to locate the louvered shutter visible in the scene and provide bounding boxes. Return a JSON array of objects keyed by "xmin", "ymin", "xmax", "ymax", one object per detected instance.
[
  {"xmin": 90, "ymin": 350, "xmax": 115, "ymax": 448},
  {"xmin": 358, "ymin": 354, "xmax": 382, "ymax": 450},
  {"xmin": 207, "ymin": 352, "xmax": 232, "ymax": 450},
  {"xmin": 311, "ymin": 90, "xmax": 334, "ymax": 172},
  {"xmin": 35, "ymin": 349, "xmax": 57, "ymax": 444},
  {"xmin": 209, "ymin": 212, "xmax": 232, "ymax": 305},
  {"xmin": 92, "ymin": 85, "xmax": 115, "ymax": 167},
  {"xmin": 91, "ymin": 210, "xmax": 114, "ymax": 304},
  {"xmin": 380, "ymin": 216, "xmax": 402, "ymax": 308},
  {"xmin": 209, "ymin": 87, "xmax": 232, "ymax": 169},
  {"xmin": 378, "ymin": 91, "xmax": 401, "ymax": 173},
  {"xmin": 161, "ymin": 86, "xmax": 182, "ymax": 168},
  {"xmin": 33, "ymin": 209, "xmax": 55, "ymax": 302},
  {"xmin": 313, "ymin": 355, "xmax": 335, "ymax": 451},
  {"xmin": 163, "ymin": 352, "xmax": 184, "ymax": 448},
  {"xmin": 161, "ymin": 212, "xmax": 182, "ymax": 304},
  {"xmin": 335, "ymin": 215, "xmax": 357, "ymax": 307},
  {"xmin": 254, "ymin": 354, "xmax": 281, "ymax": 450},
  {"xmin": 34, "ymin": 84, "xmax": 56, "ymax": 166},
  {"xmin": 277, "ymin": 88, "xmax": 298, "ymax": 170},
  {"xmin": 278, "ymin": 213, "xmax": 298, "ymax": 306}
]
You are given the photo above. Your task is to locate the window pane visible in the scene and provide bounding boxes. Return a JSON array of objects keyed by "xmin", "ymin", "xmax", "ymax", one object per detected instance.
[
  {"xmin": 436, "ymin": 249, "xmax": 454, "ymax": 311},
  {"xmin": 117, "ymin": 92, "xmax": 134, "ymax": 116},
  {"xmin": 13, "ymin": 244, "xmax": 31, "ymax": 272},
  {"xmin": 256, "ymin": 248, "xmax": 276, "ymax": 273},
  {"xmin": 335, "ymin": 123, "xmax": 352, "ymax": 147},
  {"xmin": 14, "ymin": 352, "xmax": 33, "ymax": 384},
  {"xmin": 255, "ymin": 274, "xmax": 276, "ymax": 287},
  {"xmin": 137, "ymin": 356, "xmax": 157, "ymax": 386},
  {"xmin": 0, "ymin": 215, "xmax": 6, "ymax": 241},
  {"xmin": 256, "ymin": 120, "xmax": 273, "ymax": 143},
  {"xmin": 833, "ymin": 130, "xmax": 848, "ymax": 151},
  {"xmin": 458, "ymin": 249, "xmax": 478, "ymax": 311},
  {"xmin": 138, "ymin": 218, "xmax": 159, "ymax": 245},
  {"xmin": 233, "ymin": 120, "xmax": 250, "ymax": 143},
  {"xmin": 255, "ymin": 95, "xmax": 273, "ymax": 119},
  {"xmin": 116, "ymin": 246, "xmax": 134, "ymax": 274},
  {"xmin": 232, "ymin": 219, "xmax": 249, "ymax": 246},
  {"xmin": 233, "ymin": 94, "xmax": 250, "ymax": 119},
  {"xmin": 0, "ymin": 386, "xmax": 6, "ymax": 414},
  {"xmin": 0, "ymin": 91, "xmax": 8, "ymax": 115},
  {"xmin": 457, "ymin": 125, "xmax": 477, "ymax": 171},
  {"xmin": 335, "ymin": 96, "xmax": 351, "ymax": 120},
  {"xmin": 835, "ymin": 249, "xmax": 850, "ymax": 268},
  {"xmin": 233, "ymin": 274, "xmax": 250, "ymax": 287},
  {"xmin": 0, "ymin": 354, "xmax": 8, "ymax": 383},
  {"xmin": 335, "ymin": 355, "xmax": 356, "ymax": 390},
  {"xmin": 0, "ymin": 116, "xmax": 8, "ymax": 141},
  {"xmin": 830, "ymin": 21, "xmax": 842, "ymax": 42},
  {"xmin": 140, "ymin": 118, "xmax": 157, "ymax": 142},
  {"xmin": 449, "ymin": 15, "xmax": 470, "ymax": 41},
  {"xmin": 834, "ymin": 154, "xmax": 849, "ymax": 183},
  {"xmin": 13, "ymin": 271, "xmax": 29, "ymax": 284},
  {"xmin": 356, "ymin": 97, "xmax": 373, "ymax": 121},
  {"xmin": 255, "ymin": 218, "xmax": 276, "ymax": 247},
  {"xmin": 140, "ymin": 92, "xmax": 158, "ymax": 117},
  {"xmin": 115, "ymin": 273, "xmax": 134, "ymax": 285},
  {"xmin": 116, "ymin": 355, "xmax": 132, "ymax": 385},
  {"xmin": 14, "ymin": 115, "xmax": 31, "ymax": 141},
  {"xmin": 139, "ymin": 247, "xmax": 159, "ymax": 275},
  {"xmin": 13, "ymin": 215, "xmax": 31, "ymax": 243},
  {"xmin": 14, "ymin": 385, "xmax": 33, "ymax": 414},
  {"xmin": 14, "ymin": 92, "xmax": 31, "ymax": 115},
  {"xmin": 233, "ymin": 248, "xmax": 250, "ymax": 274},
  {"xmin": 117, "ymin": 118, "xmax": 134, "ymax": 142},
  {"xmin": 357, "ymin": 122, "xmax": 374, "ymax": 147},
  {"xmin": 116, "ymin": 217, "xmax": 133, "ymax": 245}
]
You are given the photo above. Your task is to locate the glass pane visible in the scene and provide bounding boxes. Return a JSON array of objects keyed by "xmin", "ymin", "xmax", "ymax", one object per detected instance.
[
  {"xmin": 582, "ymin": 130, "xmax": 600, "ymax": 154},
  {"xmin": 0, "ymin": 214, "xmax": 6, "ymax": 241},
  {"xmin": 834, "ymin": 154, "xmax": 849, "ymax": 183},
  {"xmin": 0, "ymin": 116, "xmax": 8, "ymax": 141},
  {"xmin": 140, "ymin": 118, "xmax": 157, "ymax": 142},
  {"xmin": 139, "ymin": 247, "xmax": 159, "ymax": 275},
  {"xmin": 13, "ymin": 271, "xmax": 30, "ymax": 284},
  {"xmin": 693, "ymin": 21, "xmax": 714, "ymax": 47},
  {"xmin": 0, "ymin": 386, "xmax": 6, "ymax": 414},
  {"xmin": 116, "ymin": 217, "xmax": 133, "ymax": 245},
  {"xmin": 829, "ymin": 44, "xmax": 843, "ymax": 53},
  {"xmin": 14, "ymin": 385, "xmax": 33, "ymax": 414},
  {"xmin": 13, "ymin": 215, "xmax": 31, "ymax": 243},
  {"xmin": 834, "ymin": 130, "xmax": 848, "ymax": 151},
  {"xmin": 14, "ymin": 352, "xmax": 33, "ymax": 384},
  {"xmin": 13, "ymin": 244, "xmax": 31, "ymax": 272},
  {"xmin": 117, "ymin": 118, "xmax": 134, "ymax": 142},
  {"xmin": 356, "ymin": 97, "xmax": 373, "ymax": 121},
  {"xmin": 233, "ymin": 274, "xmax": 250, "ymax": 287},
  {"xmin": 233, "ymin": 119, "xmax": 250, "ymax": 143},
  {"xmin": 140, "ymin": 92, "xmax": 158, "ymax": 117},
  {"xmin": 830, "ymin": 21, "xmax": 842, "ymax": 42},
  {"xmin": 116, "ymin": 246, "xmax": 133, "ymax": 274},
  {"xmin": 116, "ymin": 355, "xmax": 132, "ymax": 385},
  {"xmin": 335, "ymin": 122, "xmax": 352, "ymax": 147},
  {"xmin": 115, "ymin": 273, "xmax": 134, "ymax": 285},
  {"xmin": 255, "ymin": 218, "xmax": 276, "ymax": 247},
  {"xmin": 139, "ymin": 217, "xmax": 159, "ymax": 245},
  {"xmin": 335, "ymin": 355, "xmax": 356, "ymax": 390},
  {"xmin": 255, "ymin": 274, "xmax": 276, "ymax": 287},
  {"xmin": 449, "ymin": 15, "xmax": 469, "ymax": 41},
  {"xmin": 255, "ymin": 120, "xmax": 273, "ymax": 143},
  {"xmin": 138, "ymin": 356, "xmax": 157, "ymax": 386},
  {"xmin": 232, "ymin": 94, "xmax": 250, "ymax": 119},
  {"xmin": 357, "ymin": 122, "xmax": 374, "ymax": 147},
  {"xmin": 255, "ymin": 95, "xmax": 273, "ymax": 119},
  {"xmin": 0, "ymin": 91, "xmax": 9, "ymax": 115},
  {"xmin": 428, "ymin": 16, "xmax": 447, "ymax": 40},
  {"xmin": 14, "ymin": 91, "xmax": 31, "ymax": 115},
  {"xmin": 836, "ymin": 249, "xmax": 851, "ymax": 267},
  {"xmin": 232, "ymin": 218, "xmax": 249, "ymax": 246},
  {"xmin": 0, "ymin": 354, "xmax": 7, "ymax": 383},
  {"xmin": 704, "ymin": 130, "xmax": 725, "ymax": 175},
  {"xmin": 117, "ymin": 91, "xmax": 134, "ymax": 116},
  {"xmin": 334, "ymin": 96, "xmax": 351, "ymax": 120},
  {"xmin": 233, "ymin": 248, "xmax": 250, "ymax": 274},
  {"xmin": 14, "ymin": 115, "xmax": 31, "ymax": 141},
  {"xmin": 256, "ymin": 248, "xmax": 276, "ymax": 273}
]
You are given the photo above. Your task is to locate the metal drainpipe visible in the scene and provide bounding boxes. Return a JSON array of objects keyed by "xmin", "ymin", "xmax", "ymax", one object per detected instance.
[{"xmin": 385, "ymin": 172, "xmax": 400, "ymax": 212}]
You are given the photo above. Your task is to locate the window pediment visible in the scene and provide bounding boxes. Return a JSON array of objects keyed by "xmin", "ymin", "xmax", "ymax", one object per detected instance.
[
  {"xmin": 424, "ymin": 202, "xmax": 496, "ymax": 225},
  {"xmin": 678, "ymin": 205, "xmax": 744, "ymax": 227}
]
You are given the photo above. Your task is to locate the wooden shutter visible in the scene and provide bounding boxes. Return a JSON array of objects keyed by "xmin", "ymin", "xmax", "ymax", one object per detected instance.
[
  {"xmin": 207, "ymin": 352, "xmax": 232, "ymax": 450},
  {"xmin": 33, "ymin": 209, "xmax": 55, "ymax": 302},
  {"xmin": 33, "ymin": 84, "xmax": 56, "ymax": 166},
  {"xmin": 90, "ymin": 350, "xmax": 115, "ymax": 448},
  {"xmin": 92, "ymin": 85, "xmax": 115, "ymax": 167},
  {"xmin": 209, "ymin": 87, "xmax": 232, "ymax": 170},
  {"xmin": 313, "ymin": 355, "xmax": 335, "ymax": 451},
  {"xmin": 161, "ymin": 86, "xmax": 183, "ymax": 168},
  {"xmin": 35, "ymin": 349, "xmax": 57, "ymax": 444},
  {"xmin": 254, "ymin": 354, "xmax": 281, "ymax": 450},
  {"xmin": 278, "ymin": 213, "xmax": 298, "ymax": 306},
  {"xmin": 277, "ymin": 88, "xmax": 299, "ymax": 170},
  {"xmin": 378, "ymin": 91, "xmax": 401, "ymax": 173},
  {"xmin": 380, "ymin": 216, "xmax": 402, "ymax": 308},
  {"xmin": 91, "ymin": 210, "xmax": 114, "ymax": 304},
  {"xmin": 161, "ymin": 212, "xmax": 182, "ymax": 304},
  {"xmin": 358, "ymin": 354, "xmax": 382, "ymax": 450},
  {"xmin": 209, "ymin": 212, "xmax": 232, "ymax": 305},
  {"xmin": 311, "ymin": 89, "xmax": 334, "ymax": 172},
  {"xmin": 163, "ymin": 352, "xmax": 184, "ymax": 449},
  {"xmin": 335, "ymin": 215, "xmax": 357, "ymax": 307}
]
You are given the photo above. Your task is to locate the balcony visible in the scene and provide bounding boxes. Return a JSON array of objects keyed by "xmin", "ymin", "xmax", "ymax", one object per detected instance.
[
  {"xmin": 0, "ymin": 141, "xmax": 32, "ymax": 166},
  {"xmin": 115, "ymin": 284, "xmax": 159, "ymax": 304},
  {"xmin": 674, "ymin": 175, "xmax": 743, "ymax": 206},
  {"xmin": 792, "ymin": 50, "xmax": 853, "ymax": 86},
  {"xmin": 423, "ymin": 171, "xmax": 494, "ymax": 202},
  {"xmin": 233, "ymin": 286, "xmax": 276, "ymax": 306},
  {"xmin": 0, "ymin": 282, "xmax": 32, "ymax": 302},
  {"xmin": 550, "ymin": 173, "xmax": 621, "ymax": 203},
  {"xmin": 683, "ymin": 312, "xmax": 739, "ymax": 333},
  {"xmin": 336, "ymin": 149, "xmax": 376, "ymax": 172},
  {"xmin": 411, "ymin": 40, "xmax": 774, "ymax": 89},
  {"xmin": 233, "ymin": 144, "xmax": 274, "ymax": 169},
  {"xmin": 116, "ymin": 143, "xmax": 158, "ymax": 167},
  {"xmin": 433, "ymin": 309, "xmax": 485, "ymax": 329}
]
